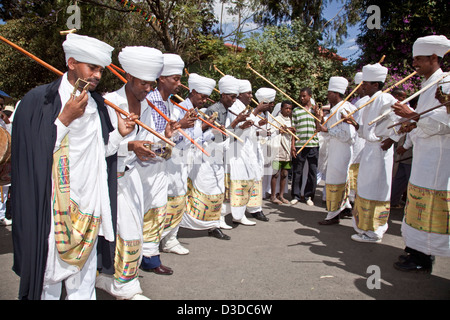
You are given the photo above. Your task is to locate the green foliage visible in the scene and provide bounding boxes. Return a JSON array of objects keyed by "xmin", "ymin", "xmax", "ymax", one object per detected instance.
[{"xmin": 194, "ymin": 20, "xmax": 351, "ymax": 105}]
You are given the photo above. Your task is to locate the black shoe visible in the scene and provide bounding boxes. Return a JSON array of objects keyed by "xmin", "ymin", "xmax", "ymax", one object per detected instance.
[
  {"xmin": 339, "ymin": 208, "xmax": 352, "ymax": 219},
  {"xmin": 393, "ymin": 256, "xmax": 432, "ymax": 274},
  {"xmin": 208, "ymin": 228, "xmax": 231, "ymax": 240},
  {"xmin": 251, "ymin": 211, "xmax": 269, "ymax": 222}
]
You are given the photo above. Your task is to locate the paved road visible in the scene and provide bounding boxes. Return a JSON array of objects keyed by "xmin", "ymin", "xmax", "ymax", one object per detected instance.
[{"xmin": 1, "ymin": 183, "xmax": 449, "ymax": 301}]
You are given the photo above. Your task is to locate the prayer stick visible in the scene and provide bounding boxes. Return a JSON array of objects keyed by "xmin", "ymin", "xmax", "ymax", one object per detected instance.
[
  {"xmin": 296, "ymin": 81, "xmax": 363, "ymax": 155},
  {"xmin": 0, "ymin": 35, "xmax": 175, "ymax": 146},
  {"xmin": 329, "ymin": 70, "xmax": 418, "ymax": 129},
  {"xmin": 268, "ymin": 113, "xmax": 299, "ymax": 140},
  {"xmin": 246, "ymin": 63, "xmax": 321, "ymax": 122},
  {"xmin": 106, "ymin": 65, "xmax": 127, "ymax": 83},
  {"xmin": 212, "ymin": 64, "xmax": 284, "ymax": 130},
  {"xmin": 145, "ymin": 98, "xmax": 210, "ymax": 157},
  {"xmin": 387, "ymin": 101, "xmax": 450, "ymax": 129},
  {"xmin": 169, "ymin": 98, "xmax": 229, "ymax": 136},
  {"xmin": 368, "ymin": 73, "xmax": 449, "ymax": 125}
]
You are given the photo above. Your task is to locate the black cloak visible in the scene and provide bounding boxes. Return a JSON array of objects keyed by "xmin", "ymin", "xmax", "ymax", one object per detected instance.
[{"xmin": 11, "ymin": 77, "xmax": 117, "ymax": 300}]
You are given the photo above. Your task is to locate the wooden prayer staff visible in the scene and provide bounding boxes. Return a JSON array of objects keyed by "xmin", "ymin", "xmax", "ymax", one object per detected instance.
[
  {"xmin": 211, "ymin": 65, "xmax": 286, "ymax": 132},
  {"xmin": 0, "ymin": 35, "xmax": 175, "ymax": 147},
  {"xmin": 145, "ymin": 98, "xmax": 210, "ymax": 157},
  {"xmin": 173, "ymin": 94, "xmax": 244, "ymax": 143},
  {"xmin": 168, "ymin": 97, "xmax": 229, "ymax": 136},
  {"xmin": 246, "ymin": 63, "xmax": 321, "ymax": 122},
  {"xmin": 368, "ymin": 73, "xmax": 449, "ymax": 125},
  {"xmin": 105, "ymin": 64, "xmax": 209, "ymax": 154},
  {"xmin": 329, "ymin": 70, "xmax": 418, "ymax": 129},
  {"xmin": 295, "ymin": 81, "xmax": 364, "ymax": 155},
  {"xmin": 387, "ymin": 101, "xmax": 450, "ymax": 129},
  {"xmin": 268, "ymin": 112, "xmax": 299, "ymax": 141}
]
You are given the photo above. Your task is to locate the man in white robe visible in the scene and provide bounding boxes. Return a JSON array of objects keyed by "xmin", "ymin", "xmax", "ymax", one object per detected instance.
[
  {"xmin": 348, "ymin": 72, "xmax": 370, "ymax": 206},
  {"xmin": 222, "ymin": 81, "xmax": 271, "ymax": 226},
  {"xmin": 180, "ymin": 75, "xmax": 239, "ymax": 240},
  {"xmin": 344, "ymin": 63, "xmax": 402, "ymax": 243},
  {"xmin": 135, "ymin": 54, "xmax": 187, "ymax": 276},
  {"xmin": 95, "ymin": 46, "xmax": 164, "ymax": 299},
  {"xmin": 391, "ymin": 35, "xmax": 450, "ymax": 273},
  {"xmin": 161, "ymin": 73, "xmax": 216, "ymax": 254},
  {"xmin": 316, "ymin": 77, "xmax": 357, "ymax": 225}
]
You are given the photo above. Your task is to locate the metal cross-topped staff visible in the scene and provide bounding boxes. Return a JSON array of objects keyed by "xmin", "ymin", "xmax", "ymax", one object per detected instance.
[{"xmin": 0, "ymin": 35, "xmax": 175, "ymax": 147}]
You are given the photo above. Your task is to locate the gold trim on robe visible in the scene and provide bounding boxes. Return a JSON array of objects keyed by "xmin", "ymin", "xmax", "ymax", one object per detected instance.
[
  {"xmin": 348, "ymin": 163, "xmax": 359, "ymax": 192},
  {"xmin": 405, "ymin": 183, "xmax": 450, "ymax": 235},
  {"xmin": 114, "ymin": 235, "xmax": 141, "ymax": 283},
  {"xmin": 52, "ymin": 135, "xmax": 100, "ymax": 270},
  {"xmin": 143, "ymin": 205, "xmax": 167, "ymax": 243},
  {"xmin": 186, "ymin": 178, "xmax": 224, "ymax": 221},
  {"xmin": 247, "ymin": 179, "xmax": 262, "ymax": 208},
  {"xmin": 165, "ymin": 194, "xmax": 186, "ymax": 230},
  {"xmin": 353, "ymin": 194, "xmax": 390, "ymax": 231},
  {"xmin": 326, "ymin": 182, "xmax": 349, "ymax": 212}
]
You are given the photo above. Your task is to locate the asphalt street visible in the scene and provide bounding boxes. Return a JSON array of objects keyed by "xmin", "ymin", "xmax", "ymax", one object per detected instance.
[{"xmin": 1, "ymin": 182, "xmax": 449, "ymax": 301}]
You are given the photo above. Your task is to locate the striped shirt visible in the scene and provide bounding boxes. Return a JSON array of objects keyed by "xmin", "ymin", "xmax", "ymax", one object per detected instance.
[
  {"xmin": 146, "ymin": 89, "xmax": 169, "ymax": 133},
  {"xmin": 292, "ymin": 106, "xmax": 319, "ymax": 148}
]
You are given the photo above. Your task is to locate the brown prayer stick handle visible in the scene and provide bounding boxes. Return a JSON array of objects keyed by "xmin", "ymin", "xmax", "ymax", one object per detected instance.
[
  {"xmin": 0, "ymin": 35, "xmax": 175, "ymax": 147},
  {"xmin": 329, "ymin": 71, "xmax": 418, "ymax": 129},
  {"xmin": 169, "ymin": 98, "xmax": 229, "ymax": 136},
  {"xmin": 246, "ymin": 63, "xmax": 320, "ymax": 122},
  {"xmin": 296, "ymin": 82, "xmax": 364, "ymax": 155},
  {"xmin": 387, "ymin": 101, "xmax": 450, "ymax": 129},
  {"xmin": 211, "ymin": 64, "xmax": 282, "ymax": 131}
]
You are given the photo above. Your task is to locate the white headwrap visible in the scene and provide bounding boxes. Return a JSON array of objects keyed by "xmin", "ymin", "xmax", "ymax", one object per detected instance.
[
  {"xmin": 62, "ymin": 33, "xmax": 113, "ymax": 68},
  {"xmin": 362, "ymin": 63, "xmax": 388, "ymax": 82},
  {"xmin": 354, "ymin": 72, "xmax": 363, "ymax": 84},
  {"xmin": 160, "ymin": 53, "xmax": 184, "ymax": 76},
  {"xmin": 255, "ymin": 87, "xmax": 276, "ymax": 103},
  {"xmin": 328, "ymin": 76, "xmax": 348, "ymax": 95},
  {"xmin": 218, "ymin": 75, "xmax": 239, "ymax": 94},
  {"xmin": 118, "ymin": 46, "xmax": 163, "ymax": 81},
  {"xmin": 238, "ymin": 79, "xmax": 252, "ymax": 93},
  {"xmin": 413, "ymin": 35, "xmax": 450, "ymax": 57},
  {"xmin": 188, "ymin": 73, "xmax": 216, "ymax": 96}
]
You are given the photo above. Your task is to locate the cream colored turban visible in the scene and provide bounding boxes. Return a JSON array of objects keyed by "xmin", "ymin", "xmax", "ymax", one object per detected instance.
[
  {"xmin": 362, "ymin": 63, "xmax": 388, "ymax": 82},
  {"xmin": 118, "ymin": 46, "xmax": 164, "ymax": 81},
  {"xmin": 188, "ymin": 73, "xmax": 216, "ymax": 96},
  {"xmin": 62, "ymin": 33, "xmax": 113, "ymax": 68},
  {"xmin": 160, "ymin": 53, "xmax": 184, "ymax": 76},
  {"xmin": 218, "ymin": 75, "xmax": 239, "ymax": 95},
  {"xmin": 255, "ymin": 87, "xmax": 276, "ymax": 103},
  {"xmin": 328, "ymin": 76, "xmax": 348, "ymax": 95}
]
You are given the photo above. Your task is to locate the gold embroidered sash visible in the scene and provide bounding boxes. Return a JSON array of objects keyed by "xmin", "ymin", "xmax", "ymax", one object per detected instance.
[
  {"xmin": 186, "ymin": 178, "xmax": 223, "ymax": 221},
  {"xmin": 405, "ymin": 183, "xmax": 450, "ymax": 235},
  {"xmin": 52, "ymin": 135, "xmax": 100, "ymax": 269},
  {"xmin": 165, "ymin": 194, "xmax": 186, "ymax": 230},
  {"xmin": 348, "ymin": 163, "xmax": 359, "ymax": 191},
  {"xmin": 326, "ymin": 182, "xmax": 349, "ymax": 212},
  {"xmin": 143, "ymin": 205, "xmax": 167, "ymax": 243},
  {"xmin": 353, "ymin": 194, "xmax": 390, "ymax": 231},
  {"xmin": 114, "ymin": 235, "xmax": 141, "ymax": 283}
]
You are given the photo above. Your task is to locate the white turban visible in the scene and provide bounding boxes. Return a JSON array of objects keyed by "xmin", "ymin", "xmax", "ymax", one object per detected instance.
[
  {"xmin": 160, "ymin": 53, "xmax": 184, "ymax": 76},
  {"xmin": 413, "ymin": 35, "xmax": 450, "ymax": 57},
  {"xmin": 255, "ymin": 87, "xmax": 276, "ymax": 103},
  {"xmin": 118, "ymin": 46, "xmax": 163, "ymax": 81},
  {"xmin": 362, "ymin": 63, "xmax": 388, "ymax": 82},
  {"xmin": 188, "ymin": 73, "xmax": 216, "ymax": 96},
  {"xmin": 62, "ymin": 33, "xmax": 113, "ymax": 68},
  {"xmin": 354, "ymin": 72, "xmax": 363, "ymax": 84},
  {"xmin": 328, "ymin": 76, "xmax": 348, "ymax": 95},
  {"xmin": 238, "ymin": 79, "xmax": 252, "ymax": 93},
  {"xmin": 218, "ymin": 75, "xmax": 239, "ymax": 95}
]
